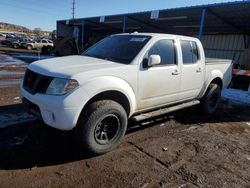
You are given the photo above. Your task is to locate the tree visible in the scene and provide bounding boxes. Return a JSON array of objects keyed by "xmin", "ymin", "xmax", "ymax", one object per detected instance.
[{"xmin": 33, "ymin": 27, "xmax": 42, "ymax": 36}]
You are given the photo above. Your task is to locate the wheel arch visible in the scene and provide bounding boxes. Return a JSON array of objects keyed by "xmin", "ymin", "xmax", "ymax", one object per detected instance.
[
  {"xmin": 83, "ymin": 90, "xmax": 131, "ymax": 116},
  {"xmin": 27, "ymin": 44, "xmax": 33, "ymax": 49},
  {"xmin": 73, "ymin": 76, "xmax": 137, "ymax": 127},
  {"xmin": 198, "ymin": 71, "xmax": 223, "ymax": 99},
  {"xmin": 210, "ymin": 77, "xmax": 223, "ymax": 89}
]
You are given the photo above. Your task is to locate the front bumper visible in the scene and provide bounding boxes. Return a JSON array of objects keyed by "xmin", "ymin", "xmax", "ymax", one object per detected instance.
[{"xmin": 20, "ymin": 87, "xmax": 89, "ymax": 130}]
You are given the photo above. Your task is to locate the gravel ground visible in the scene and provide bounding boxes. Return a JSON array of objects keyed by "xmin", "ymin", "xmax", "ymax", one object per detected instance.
[
  {"xmin": 0, "ymin": 53, "xmax": 250, "ymax": 188},
  {"xmin": 0, "ymin": 85, "xmax": 249, "ymax": 188}
]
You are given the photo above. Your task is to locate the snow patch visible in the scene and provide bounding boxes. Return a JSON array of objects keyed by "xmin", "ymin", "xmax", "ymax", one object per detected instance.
[
  {"xmin": 0, "ymin": 54, "xmax": 27, "ymax": 66},
  {"xmin": 8, "ymin": 53, "xmax": 54, "ymax": 61},
  {"xmin": 222, "ymin": 88, "xmax": 250, "ymax": 105}
]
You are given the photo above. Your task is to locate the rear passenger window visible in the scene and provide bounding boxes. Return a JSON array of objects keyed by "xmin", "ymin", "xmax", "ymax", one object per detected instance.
[
  {"xmin": 180, "ymin": 41, "xmax": 200, "ymax": 64},
  {"xmin": 147, "ymin": 40, "xmax": 176, "ymax": 65}
]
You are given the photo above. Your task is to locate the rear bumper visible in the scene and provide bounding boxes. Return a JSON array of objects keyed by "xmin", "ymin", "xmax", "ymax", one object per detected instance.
[{"xmin": 20, "ymin": 87, "xmax": 89, "ymax": 130}]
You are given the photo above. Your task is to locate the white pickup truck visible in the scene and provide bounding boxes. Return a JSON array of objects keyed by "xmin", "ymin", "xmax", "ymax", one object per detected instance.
[{"xmin": 21, "ymin": 33, "xmax": 232, "ymax": 154}]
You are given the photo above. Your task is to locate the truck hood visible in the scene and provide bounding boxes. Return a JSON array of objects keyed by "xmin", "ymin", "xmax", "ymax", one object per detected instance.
[{"xmin": 28, "ymin": 55, "xmax": 126, "ymax": 78}]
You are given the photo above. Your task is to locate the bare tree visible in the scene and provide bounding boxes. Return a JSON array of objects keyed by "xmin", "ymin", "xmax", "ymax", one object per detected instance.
[{"xmin": 33, "ymin": 27, "xmax": 42, "ymax": 36}]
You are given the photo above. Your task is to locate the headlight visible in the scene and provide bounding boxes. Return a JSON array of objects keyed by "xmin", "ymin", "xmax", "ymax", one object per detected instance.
[{"xmin": 46, "ymin": 78, "xmax": 79, "ymax": 95}]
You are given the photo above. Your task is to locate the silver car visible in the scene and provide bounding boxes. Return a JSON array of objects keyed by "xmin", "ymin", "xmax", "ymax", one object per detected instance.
[{"xmin": 26, "ymin": 39, "xmax": 53, "ymax": 50}]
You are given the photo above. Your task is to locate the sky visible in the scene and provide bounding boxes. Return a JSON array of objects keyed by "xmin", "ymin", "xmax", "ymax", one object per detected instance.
[{"xmin": 0, "ymin": 0, "xmax": 243, "ymax": 31}]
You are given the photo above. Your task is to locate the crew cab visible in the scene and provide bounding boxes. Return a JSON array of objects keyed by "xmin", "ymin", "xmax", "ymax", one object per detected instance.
[{"xmin": 21, "ymin": 33, "xmax": 232, "ymax": 154}]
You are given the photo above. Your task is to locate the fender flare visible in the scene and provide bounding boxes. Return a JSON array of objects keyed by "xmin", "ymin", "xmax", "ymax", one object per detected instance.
[
  {"xmin": 72, "ymin": 76, "xmax": 137, "ymax": 125},
  {"xmin": 198, "ymin": 70, "xmax": 223, "ymax": 99}
]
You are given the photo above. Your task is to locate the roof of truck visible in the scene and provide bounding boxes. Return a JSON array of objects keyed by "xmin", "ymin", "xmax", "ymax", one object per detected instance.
[{"xmin": 114, "ymin": 32, "xmax": 199, "ymax": 41}]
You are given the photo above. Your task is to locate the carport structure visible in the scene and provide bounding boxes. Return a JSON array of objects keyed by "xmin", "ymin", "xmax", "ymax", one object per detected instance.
[{"xmin": 57, "ymin": 1, "xmax": 250, "ymax": 60}]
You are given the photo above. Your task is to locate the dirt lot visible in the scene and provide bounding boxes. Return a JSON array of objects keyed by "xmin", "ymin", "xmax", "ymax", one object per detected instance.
[{"xmin": 0, "ymin": 53, "xmax": 250, "ymax": 188}]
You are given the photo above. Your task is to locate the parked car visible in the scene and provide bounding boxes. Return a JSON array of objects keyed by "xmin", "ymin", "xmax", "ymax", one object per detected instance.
[
  {"xmin": 0, "ymin": 33, "xmax": 7, "ymax": 37},
  {"xmin": 21, "ymin": 33, "xmax": 232, "ymax": 154},
  {"xmin": 12, "ymin": 38, "xmax": 33, "ymax": 49},
  {"xmin": 25, "ymin": 39, "xmax": 53, "ymax": 50},
  {"xmin": 0, "ymin": 37, "xmax": 22, "ymax": 46},
  {"xmin": 5, "ymin": 34, "xmax": 16, "ymax": 39}
]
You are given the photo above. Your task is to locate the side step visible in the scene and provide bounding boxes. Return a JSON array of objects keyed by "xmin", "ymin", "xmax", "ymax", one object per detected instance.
[{"xmin": 132, "ymin": 100, "xmax": 200, "ymax": 122}]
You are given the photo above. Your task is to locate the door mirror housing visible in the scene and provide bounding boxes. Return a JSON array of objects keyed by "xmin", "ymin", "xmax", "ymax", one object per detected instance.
[{"xmin": 148, "ymin": 55, "xmax": 161, "ymax": 67}]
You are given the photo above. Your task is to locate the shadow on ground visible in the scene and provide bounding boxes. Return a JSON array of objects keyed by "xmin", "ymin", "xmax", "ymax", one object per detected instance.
[{"xmin": 0, "ymin": 101, "xmax": 249, "ymax": 170}]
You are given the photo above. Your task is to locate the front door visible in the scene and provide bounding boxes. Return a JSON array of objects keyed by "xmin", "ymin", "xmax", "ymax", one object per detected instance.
[{"xmin": 138, "ymin": 39, "xmax": 181, "ymax": 110}]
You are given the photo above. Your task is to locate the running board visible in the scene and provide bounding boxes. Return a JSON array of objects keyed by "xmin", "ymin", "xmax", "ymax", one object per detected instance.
[{"xmin": 132, "ymin": 100, "xmax": 200, "ymax": 122}]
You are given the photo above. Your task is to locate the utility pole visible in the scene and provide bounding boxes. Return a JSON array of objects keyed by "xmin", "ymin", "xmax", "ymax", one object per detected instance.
[{"xmin": 72, "ymin": 0, "xmax": 75, "ymax": 19}]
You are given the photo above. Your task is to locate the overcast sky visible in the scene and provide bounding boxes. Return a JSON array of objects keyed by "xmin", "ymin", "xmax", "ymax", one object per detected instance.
[{"xmin": 0, "ymin": 0, "xmax": 242, "ymax": 31}]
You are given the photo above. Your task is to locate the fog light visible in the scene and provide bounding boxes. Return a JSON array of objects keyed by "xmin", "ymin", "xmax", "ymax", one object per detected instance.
[
  {"xmin": 46, "ymin": 110, "xmax": 56, "ymax": 123},
  {"xmin": 52, "ymin": 113, "xmax": 56, "ymax": 122}
]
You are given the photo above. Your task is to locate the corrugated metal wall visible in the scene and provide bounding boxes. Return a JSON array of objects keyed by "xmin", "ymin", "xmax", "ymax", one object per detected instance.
[
  {"xmin": 201, "ymin": 34, "xmax": 246, "ymax": 62},
  {"xmin": 57, "ymin": 22, "xmax": 74, "ymax": 38}
]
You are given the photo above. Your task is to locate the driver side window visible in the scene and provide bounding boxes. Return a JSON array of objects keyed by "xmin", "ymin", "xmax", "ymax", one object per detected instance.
[{"xmin": 146, "ymin": 39, "xmax": 176, "ymax": 66}]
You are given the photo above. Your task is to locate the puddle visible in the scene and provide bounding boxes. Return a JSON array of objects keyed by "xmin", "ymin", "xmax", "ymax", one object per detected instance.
[{"xmin": 0, "ymin": 112, "xmax": 36, "ymax": 128}]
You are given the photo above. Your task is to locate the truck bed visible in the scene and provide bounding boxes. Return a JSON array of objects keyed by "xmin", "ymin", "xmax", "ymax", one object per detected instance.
[
  {"xmin": 205, "ymin": 58, "xmax": 232, "ymax": 89},
  {"xmin": 205, "ymin": 58, "xmax": 232, "ymax": 64}
]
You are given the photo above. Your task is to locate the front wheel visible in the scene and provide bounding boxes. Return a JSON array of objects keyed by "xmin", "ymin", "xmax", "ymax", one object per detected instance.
[
  {"xmin": 75, "ymin": 100, "xmax": 128, "ymax": 155},
  {"xmin": 13, "ymin": 43, "xmax": 19, "ymax": 49},
  {"xmin": 201, "ymin": 83, "xmax": 221, "ymax": 114}
]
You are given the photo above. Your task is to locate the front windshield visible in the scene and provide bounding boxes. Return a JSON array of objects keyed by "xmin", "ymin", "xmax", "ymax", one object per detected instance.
[{"xmin": 82, "ymin": 35, "xmax": 151, "ymax": 64}]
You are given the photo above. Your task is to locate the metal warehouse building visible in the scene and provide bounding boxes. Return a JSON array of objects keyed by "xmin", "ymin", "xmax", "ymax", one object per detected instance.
[{"xmin": 56, "ymin": 1, "xmax": 250, "ymax": 64}]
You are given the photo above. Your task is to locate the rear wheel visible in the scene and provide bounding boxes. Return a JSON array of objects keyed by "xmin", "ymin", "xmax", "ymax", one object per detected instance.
[
  {"xmin": 27, "ymin": 45, "xmax": 32, "ymax": 50},
  {"xmin": 75, "ymin": 100, "xmax": 128, "ymax": 155},
  {"xmin": 201, "ymin": 83, "xmax": 221, "ymax": 114}
]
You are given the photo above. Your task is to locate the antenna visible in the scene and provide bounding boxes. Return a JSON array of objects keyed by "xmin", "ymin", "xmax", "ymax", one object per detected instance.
[{"xmin": 72, "ymin": 0, "xmax": 75, "ymax": 19}]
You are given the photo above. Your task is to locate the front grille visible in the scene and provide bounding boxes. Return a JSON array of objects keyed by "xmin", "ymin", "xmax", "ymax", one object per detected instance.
[{"xmin": 23, "ymin": 69, "xmax": 53, "ymax": 94}]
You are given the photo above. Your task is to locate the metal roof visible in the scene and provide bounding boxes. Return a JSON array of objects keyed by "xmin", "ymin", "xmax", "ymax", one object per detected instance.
[{"xmin": 57, "ymin": 1, "xmax": 250, "ymax": 36}]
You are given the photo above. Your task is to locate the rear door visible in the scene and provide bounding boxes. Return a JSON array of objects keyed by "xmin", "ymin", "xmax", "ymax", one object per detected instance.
[
  {"xmin": 179, "ymin": 40, "xmax": 204, "ymax": 100},
  {"xmin": 34, "ymin": 39, "xmax": 41, "ymax": 49},
  {"xmin": 41, "ymin": 39, "xmax": 48, "ymax": 48},
  {"xmin": 138, "ymin": 38, "xmax": 181, "ymax": 110}
]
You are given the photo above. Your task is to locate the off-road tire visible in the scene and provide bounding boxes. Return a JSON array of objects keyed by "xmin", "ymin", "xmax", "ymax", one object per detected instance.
[
  {"xmin": 75, "ymin": 100, "xmax": 128, "ymax": 155},
  {"xmin": 201, "ymin": 83, "xmax": 221, "ymax": 114}
]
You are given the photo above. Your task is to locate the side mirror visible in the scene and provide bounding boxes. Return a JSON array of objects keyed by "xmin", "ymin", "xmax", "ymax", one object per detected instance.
[{"xmin": 148, "ymin": 55, "xmax": 161, "ymax": 67}]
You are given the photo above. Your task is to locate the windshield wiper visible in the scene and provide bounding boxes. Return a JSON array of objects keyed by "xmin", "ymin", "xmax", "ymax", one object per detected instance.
[
  {"xmin": 83, "ymin": 54, "xmax": 105, "ymax": 60},
  {"xmin": 105, "ymin": 56, "xmax": 128, "ymax": 64}
]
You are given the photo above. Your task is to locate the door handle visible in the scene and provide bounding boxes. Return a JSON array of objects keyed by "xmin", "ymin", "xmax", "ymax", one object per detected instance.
[
  {"xmin": 196, "ymin": 68, "xmax": 202, "ymax": 72},
  {"xmin": 172, "ymin": 70, "xmax": 180, "ymax": 75}
]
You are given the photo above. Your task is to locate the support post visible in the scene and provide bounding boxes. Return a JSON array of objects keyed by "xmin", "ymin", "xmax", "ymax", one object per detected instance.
[
  {"xmin": 244, "ymin": 35, "xmax": 250, "ymax": 48},
  {"xmin": 123, "ymin": 16, "xmax": 127, "ymax": 33},
  {"xmin": 81, "ymin": 21, "xmax": 85, "ymax": 50},
  {"xmin": 198, "ymin": 8, "xmax": 206, "ymax": 39}
]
